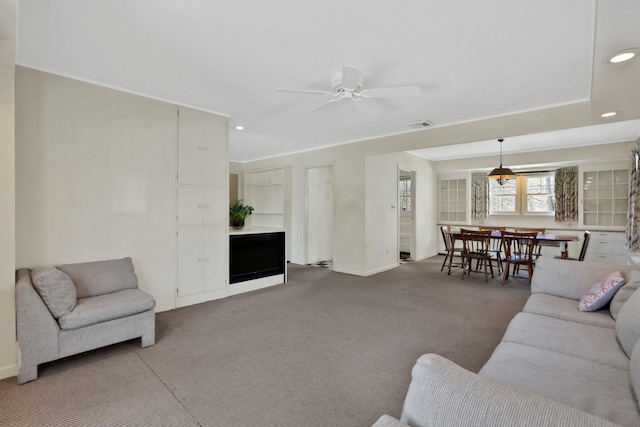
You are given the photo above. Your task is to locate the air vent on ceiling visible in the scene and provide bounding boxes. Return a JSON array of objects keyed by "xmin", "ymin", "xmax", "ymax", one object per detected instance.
[{"xmin": 407, "ymin": 120, "xmax": 434, "ymax": 128}]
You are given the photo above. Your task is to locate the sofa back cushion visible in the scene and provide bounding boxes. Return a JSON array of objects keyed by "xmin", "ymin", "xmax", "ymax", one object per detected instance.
[
  {"xmin": 30, "ymin": 266, "xmax": 77, "ymax": 318},
  {"xmin": 616, "ymin": 282, "xmax": 640, "ymax": 358},
  {"xmin": 610, "ymin": 270, "xmax": 640, "ymax": 320},
  {"xmin": 57, "ymin": 257, "xmax": 138, "ymax": 298}
]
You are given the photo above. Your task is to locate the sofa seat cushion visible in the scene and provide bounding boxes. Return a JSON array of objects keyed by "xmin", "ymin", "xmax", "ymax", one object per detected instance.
[
  {"xmin": 57, "ymin": 257, "xmax": 139, "ymax": 299},
  {"xmin": 523, "ymin": 293, "xmax": 615, "ymax": 329},
  {"xmin": 479, "ymin": 342, "xmax": 639, "ymax": 427},
  {"xmin": 58, "ymin": 289, "xmax": 155, "ymax": 331},
  {"xmin": 502, "ymin": 312, "xmax": 628, "ymax": 370}
]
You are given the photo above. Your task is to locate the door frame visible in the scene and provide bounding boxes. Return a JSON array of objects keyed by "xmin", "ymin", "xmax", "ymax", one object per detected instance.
[{"xmin": 398, "ymin": 165, "xmax": 416, "ymax": 262}]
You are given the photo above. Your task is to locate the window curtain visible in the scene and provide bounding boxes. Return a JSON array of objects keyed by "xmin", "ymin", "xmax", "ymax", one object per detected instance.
[
  {"xmin": 554, "ymin": 166, "xmax": 578, "ymax": 222},
  {"xmin": 471, "ymin": 172, "xmax": 489, "ymax": 219},
  {"xmin": 626, "ymin": 149, "xmax": 640, "ymax": 251}
]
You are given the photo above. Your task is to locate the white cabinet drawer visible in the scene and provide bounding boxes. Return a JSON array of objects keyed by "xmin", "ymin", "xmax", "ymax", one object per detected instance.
[
  {"xmin": 584, "ymin": 254, "xmax": 628, "ymax": 264},
  {"xmin": 591, "ymin": 232, "xmax": 625, "ymax": 242},
  {"xmin": 589, "ymin": 240, "xmax": 627, "ymax": 255}
]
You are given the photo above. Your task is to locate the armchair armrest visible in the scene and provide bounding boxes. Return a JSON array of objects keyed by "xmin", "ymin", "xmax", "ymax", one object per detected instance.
[
  {"xmin": 399, "ymin": 354, "xmax": 617, "ymax": 427},
  {"xmin": 15, "ymin": 268, "xmax": 60, "ymax": 383}
]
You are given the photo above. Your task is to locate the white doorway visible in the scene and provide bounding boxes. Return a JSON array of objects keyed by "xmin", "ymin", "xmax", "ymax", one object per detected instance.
[
  {"xmin": 306, "ymin": 166, "xmax": 333, "ymax": 267},
  {"xmin": 398, "ymin": 167, "xmax": 416, "ymax": 261}
]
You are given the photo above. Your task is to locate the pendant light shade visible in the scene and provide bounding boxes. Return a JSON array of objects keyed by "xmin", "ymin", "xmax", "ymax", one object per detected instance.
[{"xmin": 487, "ymin": 138, "xmax": 516, "ymax": 185}]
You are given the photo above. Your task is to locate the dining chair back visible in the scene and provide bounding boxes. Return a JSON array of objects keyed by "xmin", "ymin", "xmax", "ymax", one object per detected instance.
[
  {"xmin": 479, "ymin": 226, "xmax": 505, "ymax": 273},
  {"xmin": 577, "ymin": 231, "xmax": 591, "ymax": 261},
  {"xmin": 514, "ymin": 227, "xmax": 545, "ymax": 260},
  {"xmin": 440, "ymin": 225, "xmax": 463, "ymax": 274},
  {"xmin": 501, "ymin": 231, "xmax": 538, "ymax": 285},
  {"xmin": 460, "ymin": 228, "xmax": 494, "ymax": 282}
]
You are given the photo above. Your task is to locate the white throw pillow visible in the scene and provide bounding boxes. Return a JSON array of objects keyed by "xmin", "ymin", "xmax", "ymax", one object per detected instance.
[
  {"xmin": 30, "ymin": 266, "xmax": 77, "ymax": 318},
  {"xmin": 578, "ymin": 271, "xmax": 625, "ymax": 312}
]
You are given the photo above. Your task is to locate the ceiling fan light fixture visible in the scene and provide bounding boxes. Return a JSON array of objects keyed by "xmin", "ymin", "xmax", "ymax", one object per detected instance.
[
  {"xmin": 487, "ymin": 138, "xmax": 516, "ymax": 185},
  {"xmin": 600, "ymin": 111, "xmax": 617, "ymax": 118}
]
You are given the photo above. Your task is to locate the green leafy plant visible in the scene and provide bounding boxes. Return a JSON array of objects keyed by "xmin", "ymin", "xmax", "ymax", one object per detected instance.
[{"xmin": 229, "ymin": 199, "xmax": 254, "ymax": 228}]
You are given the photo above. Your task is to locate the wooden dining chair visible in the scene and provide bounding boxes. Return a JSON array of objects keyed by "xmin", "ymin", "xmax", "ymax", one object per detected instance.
[
  {"xmin": 479, "ymin": 226, "xmax": 505, "ymax": 274},
  {"xmin": 501, "ymin": 231, "xmax": 538, "ymax": 285},
  {"xmin": 513, "ymin": 227, "xmax": 545, "ymax": 270},
  {"xmin": 460, "ymin": 228, "xmax": 494, "ymax": 283},
  {"xmin": 440, "ymin": 225, "xmax": 463, "ymax": 274}
]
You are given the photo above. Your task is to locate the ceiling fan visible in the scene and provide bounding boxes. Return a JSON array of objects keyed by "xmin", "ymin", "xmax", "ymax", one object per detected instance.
[{"xmin": 277, "ymin": 65, "xmax": 421, "ymax": 113}]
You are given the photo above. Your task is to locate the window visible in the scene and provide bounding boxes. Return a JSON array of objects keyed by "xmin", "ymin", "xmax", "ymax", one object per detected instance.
[
  {"xmin": 399, "ymin": 177, "xmax": 412, "ymax": 211},
  {"xmin": 489, "ymin": 172, "xmax": 555, "ymax": 215}
]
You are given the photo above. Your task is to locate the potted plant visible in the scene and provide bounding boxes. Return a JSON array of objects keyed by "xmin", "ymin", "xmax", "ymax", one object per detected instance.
[{"xmin": 229, "ymin": 199, "xmax": 254, "ymax": 229}]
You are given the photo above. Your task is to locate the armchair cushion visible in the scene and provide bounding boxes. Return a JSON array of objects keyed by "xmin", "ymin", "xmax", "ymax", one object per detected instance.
[
  {"xmin": 58, "ymin": 289, "xmax": 155, "ymax": 331},
  {"xmin": 57, "ymin": 257, "xmax": 138, "ymax": 298},
  {"xmin": 30, "ymin": 266, "xmax": 77, "ymax": 318}
]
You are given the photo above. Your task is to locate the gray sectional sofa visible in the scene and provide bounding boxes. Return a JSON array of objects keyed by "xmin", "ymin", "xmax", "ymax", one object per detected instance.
[
  {"xmin": 16, "ymin": 257, "xmax": 156, "ymax": 384},
  {"xmin": 375, "ymin": 257, "xmax": 640, "ymax": 426}
]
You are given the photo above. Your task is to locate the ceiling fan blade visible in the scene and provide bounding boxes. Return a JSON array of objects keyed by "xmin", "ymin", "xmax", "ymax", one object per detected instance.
[
  {"xmin": 361, "ymin": 86, "xmax": 421, "ymax": 98},
  {"xmin": 308, "ymin": 98, "xmax": 340, "ymax": 113},
  {"xmin": 341, "ymin": 65, "xmax": 363, "ymax": 90},
  {"xmin": 277, "ymin": 88, "xmax": 334, "ymax": 95}
]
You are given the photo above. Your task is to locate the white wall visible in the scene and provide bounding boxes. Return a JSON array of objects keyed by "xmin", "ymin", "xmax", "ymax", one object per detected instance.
[
  {"xmin": 365, "ymin": 152, "xmax": 437, "ymax": 275},
  {"xmin": 0, "ymin": 0, "xmax": 17, "ymax": 380},
  {"xmin": 15, "ymin": 68, "xmax": 183, "ymax": 312}
]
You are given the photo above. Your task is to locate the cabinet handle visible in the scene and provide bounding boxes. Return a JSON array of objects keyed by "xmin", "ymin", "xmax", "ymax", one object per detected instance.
[
  {"xmin": 204, "ymin": 204, "xmax": 209, "ymax": 208},
  {"xmin": 198, "ymin": 204, "xmax": 203, "ymax": 208},
  {"xmin": 198, "ymin": 258, "xmax": 203, "ymax": 262},
  {"xmin": 204, "ymin": 257, "xmax": 210, "ymax": 262}
]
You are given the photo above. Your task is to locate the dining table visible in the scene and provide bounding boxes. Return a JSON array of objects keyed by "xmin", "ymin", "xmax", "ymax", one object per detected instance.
[{"xmin": 448, "ymin": 229, "xmax": 579, "ymax": 259}]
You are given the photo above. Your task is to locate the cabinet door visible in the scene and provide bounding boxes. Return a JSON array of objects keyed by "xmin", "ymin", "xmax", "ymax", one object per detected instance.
[
  {"xmin": 178, "ymin": 107, "xmax": 204, "ymax": 185},
  {"xmin": 177, "ymin": 228, "xmax": 204, "ymax": 297},
  {"xmin": 203, "ymin": 227, "xmax": 227, "ymax": 292},
  {"xmin": 202, "ymin": 187, "xmax": 227, "ymax": 225},
  {"xmin": 202, "ymin": 114, "xmax": 227, "ymax": 187},
  {"xmin": 178, "ymin": 187, "xmax": 204, "ymax": 225}
]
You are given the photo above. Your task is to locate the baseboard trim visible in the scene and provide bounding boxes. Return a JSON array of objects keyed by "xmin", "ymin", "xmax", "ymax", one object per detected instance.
[
  {"xmin": 0, "ymin": 363, "xmax": 18, "ymax": 381},
  {"xmin": 364, "ymin": 263, "xmax": 399, "ymax": 276}
]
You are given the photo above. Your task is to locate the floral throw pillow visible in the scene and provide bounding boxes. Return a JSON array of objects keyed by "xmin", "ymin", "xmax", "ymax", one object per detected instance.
[{"xmin": 578, "ymin": 271, "xmax": 625, "ymax": 312}]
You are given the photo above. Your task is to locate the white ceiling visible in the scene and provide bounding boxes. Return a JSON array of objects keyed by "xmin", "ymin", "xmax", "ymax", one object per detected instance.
[{"xmin": 15, "ymin": 0, "xmax": 640, "ymax": 162}]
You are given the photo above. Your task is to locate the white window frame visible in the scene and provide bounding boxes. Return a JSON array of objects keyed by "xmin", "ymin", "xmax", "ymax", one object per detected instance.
[{"xmin": 489, "ymin": 171, "xmax": 555, "ymax": 216}]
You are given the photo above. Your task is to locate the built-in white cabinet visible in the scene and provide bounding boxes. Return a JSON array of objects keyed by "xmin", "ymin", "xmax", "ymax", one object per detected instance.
[
  {"xmin": 178, "ymin": 107, "xmax": 227, "ymax": 186},
  {"xmin": 178, "ymin": 186, "xmax": 227, "ymax": 225},
  {"xmin": 243, "ymin": 166, "xmax": 292, "ymax": 260},
  {"xmin": 439, "ymin": 177, "xmax": 467, "ymax": 223},
  {"xmin": 584, "ymin": 231, "xmax": 627, "ymax": 264},
  {"xmin": 581, "ymin": 167, "xmax": 629, "ymax": 229},
  {"xmin": 177, "ymin": 106, "xmax": 229, "ymax": 307},
  {"xmin": 177, "ymin": 227, "xmax": 227, "ymax": 297}
]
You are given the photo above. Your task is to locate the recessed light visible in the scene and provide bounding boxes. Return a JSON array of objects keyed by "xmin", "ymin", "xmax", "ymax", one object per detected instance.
[
  {"xmin": 235, "ymin": 125, "xmax": 244, "ymax": 131},
  {"xmin": 601, "ymin": 112, "xmax": 617, "ymax": 118},
  {"xmin": 610, "ymin": 49, "xmax": 638, "ymax": 63}
]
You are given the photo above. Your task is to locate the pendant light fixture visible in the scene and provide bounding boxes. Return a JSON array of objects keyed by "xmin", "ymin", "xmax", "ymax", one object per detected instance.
[{"xmin": 487, "ymin": 138, "xmax": 516, "ymax": 185}]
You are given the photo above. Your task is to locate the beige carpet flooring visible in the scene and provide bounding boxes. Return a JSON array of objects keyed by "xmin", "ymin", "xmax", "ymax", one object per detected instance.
[{"xmin": 0, "ymin": 256, "xmax": 531, "ymax": 427}]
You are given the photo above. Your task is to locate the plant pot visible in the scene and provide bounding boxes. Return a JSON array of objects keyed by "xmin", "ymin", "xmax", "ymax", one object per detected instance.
[{"xmin": 231, "ymin": 218, "xmax": 245, "ymax": 229}]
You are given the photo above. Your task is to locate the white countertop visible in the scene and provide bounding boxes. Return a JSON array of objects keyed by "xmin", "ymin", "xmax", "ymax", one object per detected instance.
[{"xmin": 229, "ymin": 226, "xmax": 285, "ymax": 235}]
